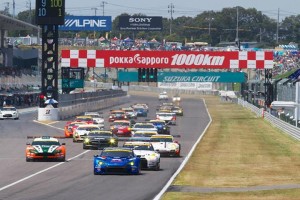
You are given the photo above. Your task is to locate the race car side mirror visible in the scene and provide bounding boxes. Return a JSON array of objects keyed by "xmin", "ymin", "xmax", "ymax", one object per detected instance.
[
  {"xmin": 62, "ymin": 143, "xmax": 66, "ymax": 145},
  {"xmin": 26, "ymin": 142, "xmax": 30, "ymax": 145},
  {"xmin": 94, "ymin": 155, "xmax": 98, "ymax": 157}
]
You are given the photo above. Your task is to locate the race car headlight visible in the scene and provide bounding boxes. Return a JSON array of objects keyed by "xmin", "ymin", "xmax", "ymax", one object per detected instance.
[
  {"xmin": 129, "ymin": 161, "xmax": 134, "ymax": 166},
  {"xmin": 170, "ymin": 144, "xmax": 177, "ymax": 149},
  {"xmin": 146, "ymin": 153, "xmax": 157, "ymax": 160},
  {"xmin": 55, "ymin": 149, "xmax": 62, "ymax": 153},
  {"xmin": 97, "ymin": 161, "xmax": 103, "ymax": 165},
  {"xmin": 29, "ymin": 149, "xmax": 37, "ymax": 153},
  {"xmin": 163, "ymin": 127, "xmax": 166, "ymax": 130},
  {"xmin": 109, "ymin": 138, "xmax": 116, "ymax": 144},
  {"xmin": 109, "ymin": 116, "xmax": 112, "ymax": 118},
  {"xmin": 84, "ymin": 138, "xmax": 90, "ymax": 143}
]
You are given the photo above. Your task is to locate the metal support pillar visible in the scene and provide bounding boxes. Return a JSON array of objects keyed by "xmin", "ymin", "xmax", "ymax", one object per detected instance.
[
  {"xmin": 41, "ymin": 25, "xmax": 59, "ymax": 106},
  {"xmin": 264, "ymin": 69, "xmax": 273, "ymax": 107}
]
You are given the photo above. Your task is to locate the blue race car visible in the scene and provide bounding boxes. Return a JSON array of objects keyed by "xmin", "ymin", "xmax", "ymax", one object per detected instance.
[
  {"xmin": 94, "ymin": 147, "xmax": 141, "ymax": 175},
  {"xmin": 149, "ymin": 120, "xmax": 171, "ymax": 135},
  {"xmin": 133, "ymin": 107, "xmax": 148, "ymax": 117}
]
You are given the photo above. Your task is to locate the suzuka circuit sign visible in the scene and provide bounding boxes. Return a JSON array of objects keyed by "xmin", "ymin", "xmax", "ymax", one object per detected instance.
[
  {"xmin": 61, "ymin": 50, "xmax": 274, "ymax": 69},
  {"xmin": 117, "ymin": 71, "xmax": 246, "ymax": 83}
]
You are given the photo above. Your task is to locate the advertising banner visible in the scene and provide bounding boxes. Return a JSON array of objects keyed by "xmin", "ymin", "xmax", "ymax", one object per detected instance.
[
  {"xmin": 61, "ymin": 50, "xmax": 274, "ymax": 69},
  {"xmin": 158, "ymin": 71, "xmax": 246, "ymax": 83},
  {"xmin": 158, "ymin": 82, "xmax": 213, "ymax": 90},
  {"xmin": 118, "ymin": 16, "xmax": 162, "ymax": 31},
  {"xmin": 59, "ymin": 16, "xmax": 112, "ymax": 31}
]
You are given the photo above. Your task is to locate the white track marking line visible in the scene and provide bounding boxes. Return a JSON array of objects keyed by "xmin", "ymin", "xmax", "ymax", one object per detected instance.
[
  {"xmin": 153, "ymin": 99, "xmax": 212, "ymax": 200},
  {"xmin": 33, "ymin": 120, "xmax": 64, "ymax": 131},
  {"xmin": 0, "ymin": 150, "xmax": 90, "ymax": 192}
]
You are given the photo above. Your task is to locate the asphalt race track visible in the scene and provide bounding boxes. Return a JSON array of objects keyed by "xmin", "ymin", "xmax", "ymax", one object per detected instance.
[{"xmin": 0, "ymin": 94, "xmax": 210, "ymax": 200}]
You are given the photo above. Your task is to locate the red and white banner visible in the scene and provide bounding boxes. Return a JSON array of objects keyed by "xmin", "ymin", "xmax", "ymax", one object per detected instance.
[{"xmin": 61, "ymin": 50, "xmax": 274, "ymax": 69}]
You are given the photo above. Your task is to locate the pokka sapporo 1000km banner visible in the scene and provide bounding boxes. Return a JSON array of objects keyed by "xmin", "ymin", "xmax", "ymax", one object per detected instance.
[{"xmin": 61, "ymin": 50, "xmax": 274, "ymax": 69}]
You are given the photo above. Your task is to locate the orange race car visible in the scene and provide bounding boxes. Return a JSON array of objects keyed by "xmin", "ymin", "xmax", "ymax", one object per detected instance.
[
  {"xmin": 26, "ymin": 136, "xmax": 66, "ymax": 162},
  {"xmin": 64, "ymin": 121, "xmax": 87, "ymax": 138}
]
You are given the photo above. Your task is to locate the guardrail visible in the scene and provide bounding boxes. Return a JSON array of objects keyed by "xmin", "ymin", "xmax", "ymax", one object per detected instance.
[{"xmin": 238, "ymin": 98, "xmax": 300, "ymax": 140}]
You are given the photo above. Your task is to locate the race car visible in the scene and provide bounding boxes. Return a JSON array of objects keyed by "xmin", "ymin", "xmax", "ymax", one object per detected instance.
[
  {"xmin": 156, "ymin": 112, "xmax": 177, "ymax": 125},
  {"xmin": 0, "ymin": 106, "xmax": 19, "ymax": 120},
  {"xmin": 73, "ymin": 124, "xmax": 102, "ymax": 142},
  {"xmin": 150, "ymin": 135, "xmax": 181, "ymax": 157},
  {"xmin": 130, "ymin": 130, "xmax": 158, "ymax": 142},
  {"xmin": 110, "ymin": 120, "xmax": 132, "ymax": 137},
  {"xmin": 132, "ymin": 106, "xmax": 148, "ymax": 117},
  {"xmin": 121, "ymin": 107, "xmax": 138, "ymax": 119},
  {"xmin": 108, "ymin": 110, "xmax": 127, "ymax": 122},
  {"xmin": 84, "ymin": 112, "xmax": 104, "ymax": 124},
  {"xmin": 93, "ymin": 147, "xmax": 141, "ymax": 175},
  {"xmin": 158, "ymin": 91, "xmax": 169, "ymax": 100},
  {"xmin": 83, "ymin": 130, "xmax": 118, "ymax": 149},
  {"xmin": 123, "ymin": 141, "xmax": 160, "ymax": 171},
  {"xmin": 131, "ymin": 122, "xmax": 157, "ymax": 135},
  {"xmin": 149, "ymin": 120, "xmax": 171, "ymax": 134},
  {"xmin": 26, "ymin": 136, "xmax": 66, "ymax": 162},
  {"xmin": 74, "ymin": 115, "xmax": 94, "ymax": 124},
  {"xmin": 171, "ymin": 106, "xmax": 184, "ymax": 116},
  {"xmin": 64, "ymin": 121, "xmax": 87, "ymax": 138}
]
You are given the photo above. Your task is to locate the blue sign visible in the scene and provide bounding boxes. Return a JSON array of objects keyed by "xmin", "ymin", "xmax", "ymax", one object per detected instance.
[
  {"xmin": 59, "ymin": 16, "xmax": 112, "ymax": 31},
  {"xmin": 118, "ymin": 71, "xmax": 246, "ymax": 83},
  {"xmin": 158, "ymin": 72, "xmax": 246, "ymax": 83}
]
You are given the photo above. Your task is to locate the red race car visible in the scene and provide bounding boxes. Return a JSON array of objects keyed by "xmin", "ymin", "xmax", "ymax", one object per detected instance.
[
  {"xmin": 108, "ymin": 110, "xmax": 127, "ymax": 122},
  {"xmin": 110, "ymin": 120, "xmax": 132, "ymax": 137}
]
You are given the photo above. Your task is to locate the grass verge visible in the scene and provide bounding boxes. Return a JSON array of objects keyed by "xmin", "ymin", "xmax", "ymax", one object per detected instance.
[{"xmin": 162, "ymin": 95, "xmax": 300, "ymax": 199}]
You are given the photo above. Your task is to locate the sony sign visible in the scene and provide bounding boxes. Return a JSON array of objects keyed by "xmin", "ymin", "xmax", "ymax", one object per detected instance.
[
  {"xmin": 119, "ymin": 16, "xmax": 162, "ymax": 31},
  {"xmin": 128, "ymin": 17, "xmax": 153, "ymax": 23},
  {"xmin": 59, "ymin": 16, "xmax": 112, "ymax": 31}
]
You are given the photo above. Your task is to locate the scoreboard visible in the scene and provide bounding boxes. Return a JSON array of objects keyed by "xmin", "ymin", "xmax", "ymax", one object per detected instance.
[{"xmin": 36, "ymin": 0, "xmax": 65, "ymax": 25}]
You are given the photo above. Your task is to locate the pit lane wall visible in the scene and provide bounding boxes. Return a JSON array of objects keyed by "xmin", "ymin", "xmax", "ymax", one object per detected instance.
[{"xmin": 58, "ymin": 91, "xmax": 129, "ymax": 120}]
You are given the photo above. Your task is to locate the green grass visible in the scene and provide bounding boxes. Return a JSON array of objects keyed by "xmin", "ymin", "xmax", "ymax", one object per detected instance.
[{"xmin": 161, "ymin": 95, "xmax": 300, "ymax": 200}]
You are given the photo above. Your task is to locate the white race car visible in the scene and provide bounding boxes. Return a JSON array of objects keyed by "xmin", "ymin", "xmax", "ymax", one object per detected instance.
[
  {"xmin": 150, "ymin": 135, "xmax": 180, "ymax": 157},
  {"xmin": 123, "ymin": 141, "xmax": 160, "ymax": 170},
  {"xmin": 73, "ymin": 124, "xmax": 102, "ymax": 142},
  {"xmin": 131, "ymin": 123, "xmax": 158, "ymax": 135},
  {"xmin": 158, "ymin": 92, "xmax": 169, "ymax": 100},
  {"xmin": 156, "ymin": 112, "xmax": 176, "ymax": 125},
  {"xmin": 84, "ymin": 112, "xmax": 104, "ymax": 124},
  {"xmin": 0, "ymin": 106, "xmax": 19, "ymax": 120}
]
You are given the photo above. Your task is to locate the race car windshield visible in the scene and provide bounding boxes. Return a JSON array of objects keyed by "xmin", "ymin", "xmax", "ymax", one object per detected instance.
[
  {"xmin": 76, "ymin": 117, "xmax": 92, "ymax": 121},
  {"xmin": 134, "ymin": 124, "xmax": 154, "ymax": 128},
  {"xmin": 150, "ymin": 138, "xmax": 173, "ymax": 142},
  {"xmin": 152, "ymin": 122, "xmax": 165, "ymax": 126},
  {"xmin": 89, "ymin": 132, "xmax": 111, "ymax": 136},
  {"xmin": 101, "ymin": 151, "xmax": 133, "ymax": 158},
  {"xmin": 133, "ymin": 133, "xmax": 155, "ymax": 137},
  {"xmin": 113, "ymin": 122, "xmax": 129, "ymax": 126},
  {"xmin": 2, "ymin": 107, "xmax": 16, "ymax": 111},
  {"xmin": 158, "ymin": 113, "xmax": 174, "ymax": 117},
  {"xmin": 77, "ymin": 127, "xmax": 99, "ymax": 131},
  {"xmin": 124, "ymin": 145, "xmax": 154, "ymax": 151},
  {"xmin": 112, "ymin": 112, "xmax": 124, "ymax": 115},
  {"xmin": 32, "ymin": 141, "xmax": 60, "ymax": 146}
]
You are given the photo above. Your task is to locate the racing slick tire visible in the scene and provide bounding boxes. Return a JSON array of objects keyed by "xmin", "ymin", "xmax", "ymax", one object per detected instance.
[
  {"xmin": 154, "ymin": 162, "xmax": 160, "ymax": 171},
  {"xmin": 26, "ymin": 157, "xmax": 31, "ymax": 162},
  {"xmin": 83, "ymin": 144, "xmax": 89, "ymax": 149}
]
